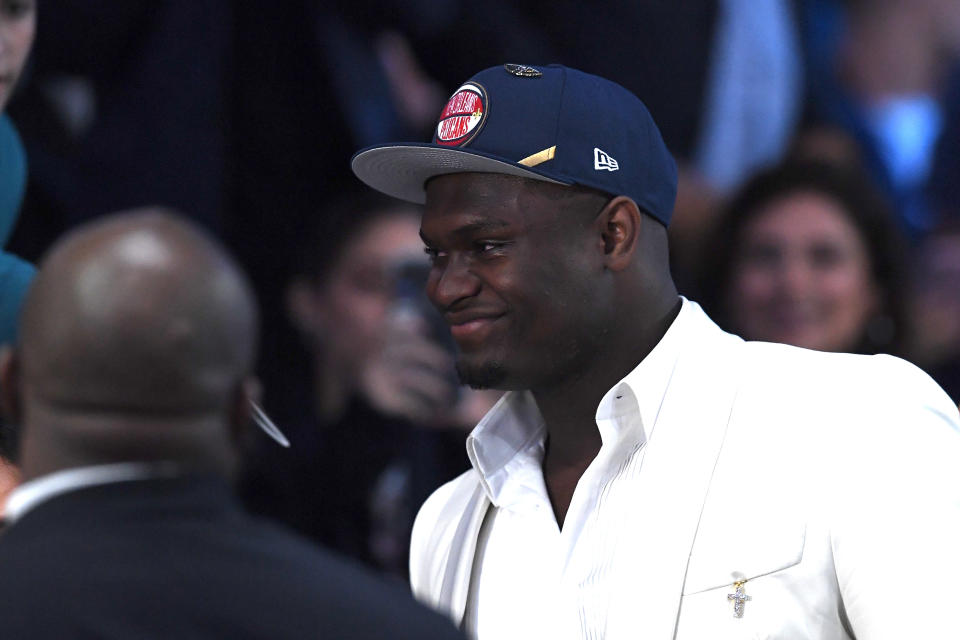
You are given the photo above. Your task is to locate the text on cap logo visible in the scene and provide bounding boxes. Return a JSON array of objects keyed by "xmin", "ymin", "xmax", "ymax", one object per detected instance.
[{"xmin": 435, "ymin": 82, "xmax": 488, "ymax": 147}]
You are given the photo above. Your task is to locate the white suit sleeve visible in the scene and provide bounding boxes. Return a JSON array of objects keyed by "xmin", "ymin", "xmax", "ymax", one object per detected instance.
[{"xmin": 830, "ymin": 356, "xmax": 960, "ymax": 638}]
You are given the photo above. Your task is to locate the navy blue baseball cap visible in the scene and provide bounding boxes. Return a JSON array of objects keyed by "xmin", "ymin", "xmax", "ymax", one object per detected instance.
[{"xmin": 351, "ymin": 63, "xmax": 678, "ymax": 226}]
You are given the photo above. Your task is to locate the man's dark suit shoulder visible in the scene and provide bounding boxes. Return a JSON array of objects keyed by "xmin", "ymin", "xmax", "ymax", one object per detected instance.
[{"xmin": 0, "ymin": 475, "xmax": 462, "ymax": 639}]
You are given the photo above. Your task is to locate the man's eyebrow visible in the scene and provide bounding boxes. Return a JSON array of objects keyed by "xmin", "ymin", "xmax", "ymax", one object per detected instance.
[{"xmin": 420, "ymin": 218, "xmax": 511, "ymax": 244}]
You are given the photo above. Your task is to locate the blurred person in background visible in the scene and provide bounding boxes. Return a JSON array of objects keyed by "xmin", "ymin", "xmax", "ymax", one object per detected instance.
[
  {"xmin": 0, "ymin": 0, "xmax": 32, "ymax": 114},
  {"xmin": 0, "ymin": 0, "xmax": 36, "ymax": 514},
  {"xmin": 699, "ymin": 161, "xmax": 909, "ymax": 356},
  {"xmin": 909, "ymin": 221, "xmax": 960, "ymax": 402},
  {"xmin": 801, "ymin": 0, "xmax": 960, "ymax": 237},
  {"xmin": 287, "ymin": 193, "xmax": 456, "ymax": 428},
  {"xmin": 5, "ymin": 0, "xmax": 230, "ymax": 242},
  {"xmin": 242, "ymin": 191, "xmax": 497, "ymax": 579}
]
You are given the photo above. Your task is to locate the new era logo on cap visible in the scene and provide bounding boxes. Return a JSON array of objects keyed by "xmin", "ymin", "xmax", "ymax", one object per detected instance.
[{"xmin": 594, "ymin": 148, "xmax": 619, "ymax": 172}]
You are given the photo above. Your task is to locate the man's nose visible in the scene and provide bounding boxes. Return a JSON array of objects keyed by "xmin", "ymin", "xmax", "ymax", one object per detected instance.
[{"xmin": 426, "ymin": 254, "xmax": 481, "ymax": 311}]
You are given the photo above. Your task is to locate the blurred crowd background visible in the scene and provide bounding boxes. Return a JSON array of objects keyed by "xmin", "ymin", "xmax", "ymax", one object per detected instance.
[{"xmin": 4, "ymin": 0, "xmax": 960, "ymax": 581}]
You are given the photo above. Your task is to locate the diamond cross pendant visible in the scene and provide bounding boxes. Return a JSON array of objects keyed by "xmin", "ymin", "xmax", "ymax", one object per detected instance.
[{"xmin": 727, "ymin": 580, "xmax": 752, "ymax": 618}]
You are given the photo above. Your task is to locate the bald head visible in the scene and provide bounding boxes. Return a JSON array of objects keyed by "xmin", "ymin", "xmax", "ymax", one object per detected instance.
[{"xmin": 5, "ymin": 209, "xmax": 258, "ymax": 477}]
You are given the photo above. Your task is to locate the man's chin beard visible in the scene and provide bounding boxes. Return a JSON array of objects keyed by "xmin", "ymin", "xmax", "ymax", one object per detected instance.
[{"xmin": 455, "ymin": 359, "xmax": 508, "ymax": 390}]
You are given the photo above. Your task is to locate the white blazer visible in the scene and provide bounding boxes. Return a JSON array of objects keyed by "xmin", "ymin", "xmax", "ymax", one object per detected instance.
[{"xmin": 410, "ymin": 305, "xmax": 960, "ymax": 639}]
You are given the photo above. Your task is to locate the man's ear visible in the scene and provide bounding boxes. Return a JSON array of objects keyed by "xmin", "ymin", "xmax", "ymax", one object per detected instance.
[
  {"xmin": 0, "ymin": 346, "xmax": 22, "ymax": 427},
  {"xmin": 597, "ymin": 196, "xmax": 643, "ymax": 271}
]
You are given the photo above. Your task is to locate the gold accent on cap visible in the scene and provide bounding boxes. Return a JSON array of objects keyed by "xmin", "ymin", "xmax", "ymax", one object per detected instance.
[
  {"xmin": 504, "ymin": 64, "xmax": 542, "ymax": 78},
  {"xmin": 518, "ymin": 145, "xmax": 556, "ymax": 167}
]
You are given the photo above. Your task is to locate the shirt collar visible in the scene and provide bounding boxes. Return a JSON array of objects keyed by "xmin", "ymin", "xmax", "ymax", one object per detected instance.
[
  {"xmin": 467, "ymin": 297, "xmax": 695, "ymax": 506},
  {"xmin": 594, "ymin": 296, "xmax": 691, "ymax": 446},
  {"xmin": 3, "ymin": 461, "xmax": 181, "ymax": 523}
]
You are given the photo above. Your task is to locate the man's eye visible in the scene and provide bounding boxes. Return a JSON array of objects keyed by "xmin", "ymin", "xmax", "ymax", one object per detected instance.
[{"xmin": 475, "ymin": 241, "xmax": 506, "ymax": 255}]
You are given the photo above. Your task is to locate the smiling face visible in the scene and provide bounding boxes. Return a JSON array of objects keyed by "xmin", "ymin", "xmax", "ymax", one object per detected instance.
[
  {"xmin": 421, "ymin": 173, "xmax": 613, "ymax": 391},
  {"xmin": 0, "ymin": 0, "xmax": 35, "ymax": 111},
  {"xmin": 728, "ymin": 190, "xmax": 879, "ymax": 353}
]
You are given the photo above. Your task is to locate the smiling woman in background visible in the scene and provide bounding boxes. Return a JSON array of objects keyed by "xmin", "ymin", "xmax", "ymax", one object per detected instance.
[
  {"xmin": 699, "ymin": 161, "xmax": 909, "ymax": 357},
  {"xmin": 0, "ymin": 0, "xmax": 36, "ymax": 515}
]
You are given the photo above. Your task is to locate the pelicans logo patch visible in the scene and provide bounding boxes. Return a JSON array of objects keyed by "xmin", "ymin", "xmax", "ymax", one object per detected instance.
[{"xmin": 435, "ymin": 82, "xmax": 487, "ymax": 147}]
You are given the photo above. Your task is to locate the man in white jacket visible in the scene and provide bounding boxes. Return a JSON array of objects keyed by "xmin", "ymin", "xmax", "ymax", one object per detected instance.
[{"xmin": 351, "ymin": 63, "xmax": 960, "ymax": 639}]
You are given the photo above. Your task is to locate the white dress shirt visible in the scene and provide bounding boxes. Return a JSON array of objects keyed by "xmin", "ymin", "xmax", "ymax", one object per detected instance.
[{"xmin": 464, "ymin": 300, "xmax": 688, "ymax": 639}]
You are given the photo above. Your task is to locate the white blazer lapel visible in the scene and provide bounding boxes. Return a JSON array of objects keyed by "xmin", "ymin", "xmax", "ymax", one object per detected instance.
[
  {"xmin": 437, "ymin": 482, "xmax": 490, "ymax": 625},
  {"xmin": 605, "ymin": 323, "xmax": 745, "ymax": 639}
]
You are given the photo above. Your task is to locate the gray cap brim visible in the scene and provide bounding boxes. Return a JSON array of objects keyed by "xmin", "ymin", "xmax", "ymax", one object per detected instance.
[{"xmin": 351, "ymin": 144, "xmax": 569, "ymax": 204}]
